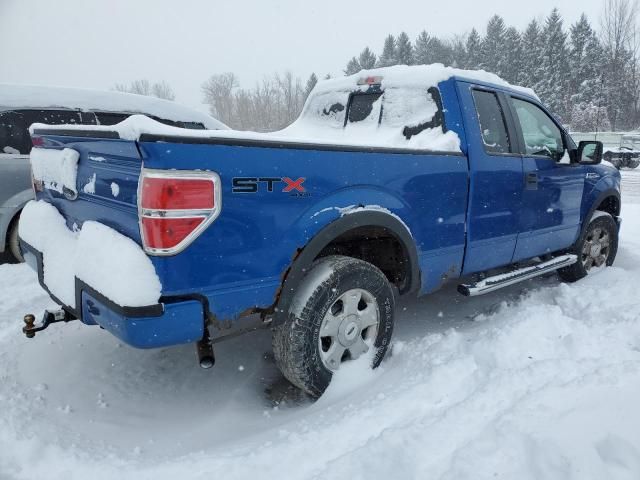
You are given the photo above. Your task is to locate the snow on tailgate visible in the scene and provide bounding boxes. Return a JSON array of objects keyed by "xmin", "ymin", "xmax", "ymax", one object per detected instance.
[
  {"xmin": 19, "ymin": 200, "xmax": 161, "ymax": 308},
  {"xmin": 30, "ymin": 147, "xmax": 79, "ymax": 195}
]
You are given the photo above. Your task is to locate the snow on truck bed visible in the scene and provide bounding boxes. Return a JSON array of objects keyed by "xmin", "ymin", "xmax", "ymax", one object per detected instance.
[
  {"xmin": 30, "ymin": 65, "xmax": 537, "ymax": 153},
  {"xmin": 0, "ymin": 83, "xmax": 227, "ymax": 130}
]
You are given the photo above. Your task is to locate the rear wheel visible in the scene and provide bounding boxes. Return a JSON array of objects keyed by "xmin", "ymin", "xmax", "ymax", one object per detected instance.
[
  {"xmin": 6, "ymin": 216, "xmax": 23, "ymax": 263},
  {"xmin": 558, "ymin": 212, "xmax": 618, "ymax": 283},
  {"xmin": 272, "ymin": 255, "xmax": 395, "ymax": 397}
]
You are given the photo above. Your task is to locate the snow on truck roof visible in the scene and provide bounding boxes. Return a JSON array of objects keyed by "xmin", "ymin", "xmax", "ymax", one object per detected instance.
[
  {"xmin": 311, "ymin": 64, "xmax": 537, "ymax": 97},
  {"xmin": 30, "ymin": 65, "xmax": 536, "ymax": 152},
  {"xmin": 0, "ymin": 83, "xmax": 227, "ymax": 130}
]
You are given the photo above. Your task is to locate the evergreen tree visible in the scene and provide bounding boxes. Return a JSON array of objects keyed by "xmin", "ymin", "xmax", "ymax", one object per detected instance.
[
  {"xmin": 464, "ymin": 28, "xmax": 482, "ymax": 69},
  {"xmin": 304, "ymin": 73, "xmax": 318, "ymax": 101},
  {"xmin": 414, "ymin": 31, "xmax": 433, "ymax": 65},
  {"xmin": 414, "ymin": 31, "xmax": 453, "ymax": 66},
  {"xmin": 537, "ymin": 9, "xmax": 570, "ymax": 119},
  {"xmin": 396, "ymin": 32, "xmax": 414, "ymax": 65},
  {"xmin": 377, "ymin": 34, "xmax": 397, "ymax": 67},
  {"xmin": 344, "ymin": 56, "xmax": 361, "ymax": 75},
  {"xmin": 520, "ymin": 20, "xmax": 543, "ymax": 88},
  {"xmin": 502, "ymin": 27, "xmax": 523, "ymax": 84},
  {"xmin": 450, "ymin": 35, "xmax": 467, "ymax": 68},
  {"xmin": 358, "ymin": 47, "xmax": 377, "ymax": 69},
  {"xmin": 567, "ymin": 13, "xmax": 607, "ymax": 130},
  {"xmin": 480, "ymin": 15, "xmax": 507, "ymax": 75},
  {"xmin": 568, "ymin": 15, "xmax": 595, "ymax": 99}
]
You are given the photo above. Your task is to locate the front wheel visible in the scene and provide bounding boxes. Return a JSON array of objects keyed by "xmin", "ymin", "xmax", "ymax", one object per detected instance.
[
  {"xmin": 558, "ymin": 212, "xmax": 618, "ymax": 283},
  {"xmin": 272, "ymin": 255, "xmax": 395, "ymax": 397}
]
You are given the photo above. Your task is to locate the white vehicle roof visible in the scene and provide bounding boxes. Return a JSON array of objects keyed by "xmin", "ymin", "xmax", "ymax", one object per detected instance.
[{"xmin": 0, "ymin": 83, "xmax": 227, "ymax": 130}]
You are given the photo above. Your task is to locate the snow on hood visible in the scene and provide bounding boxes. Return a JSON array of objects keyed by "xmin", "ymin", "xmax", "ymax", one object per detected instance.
[
  {"xmin": 0, "ymin": 83, "xmax": 227, "ymax": 130},
  {"xmin": 29, "ymin": 65, "xmax": 537, "ymax": 153}
]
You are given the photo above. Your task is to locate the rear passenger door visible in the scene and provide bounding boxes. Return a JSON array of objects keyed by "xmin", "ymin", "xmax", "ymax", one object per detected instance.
[
  {"xmin": 507, "ymin": 97, "xmax": 584, "ymax": 261},
  {"xmin": 459, "ymin": 85, "xmax": 523, "ymax": 274}
]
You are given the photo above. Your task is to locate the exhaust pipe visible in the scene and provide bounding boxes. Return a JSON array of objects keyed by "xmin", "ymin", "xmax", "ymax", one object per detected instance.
[{"xmin": 196, "ymin": 328, "xmax": 215, "ymax": 369}]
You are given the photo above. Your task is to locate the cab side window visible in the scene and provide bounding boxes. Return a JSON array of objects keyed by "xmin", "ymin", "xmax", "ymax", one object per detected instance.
[
  {"xmin": 511, "ymin": 98, "xmax": 564, "ymax": 161},
  {"xmin": 472, "ymin": 90, "xmax": 512, "ymax": 154}
]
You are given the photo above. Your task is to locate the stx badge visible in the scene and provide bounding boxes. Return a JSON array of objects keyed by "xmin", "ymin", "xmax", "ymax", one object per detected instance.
[{"xmin": 232, "ymin": 177, "xmax": 307, "ymax": 195}]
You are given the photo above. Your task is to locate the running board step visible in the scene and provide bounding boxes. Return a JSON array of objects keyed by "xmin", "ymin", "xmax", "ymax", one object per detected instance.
[{"xmin": 458, "ymin": 254, "xmax": 577, "ymax": 297}]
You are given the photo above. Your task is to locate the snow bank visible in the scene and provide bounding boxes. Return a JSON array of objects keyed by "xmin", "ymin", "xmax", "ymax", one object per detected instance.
[
  {"xmin": 18, "ymin": 200, "xmax": 161, "ymax": 307},
  {"xmin": 0, "ymin": 83, "xmax": 226, "ymax": 130},
  {"xmin": 0, "ymin": 200, "xmax": 639, "ymax": 480},
  {"xmin": 30, "ymin": 64, "xmax": 537, "ymax": 153},
  {"xmin": 30, "ymin": 147, "xmax": 79, "ymax": 195}
]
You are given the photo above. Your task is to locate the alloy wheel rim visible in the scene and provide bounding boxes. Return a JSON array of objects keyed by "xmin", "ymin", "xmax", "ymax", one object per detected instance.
[
  {"xmin": 318, "ymin": 288, "xmax": 380, "ymax": 371},
  {"xmin": 582, "ymin": 226, "xmax": 610, "ymax": 271}
]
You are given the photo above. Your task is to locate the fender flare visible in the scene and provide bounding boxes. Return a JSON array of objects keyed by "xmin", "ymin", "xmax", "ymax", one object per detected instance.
[
  {"xmin": 584, "ymin": 188, "xmax": 621, "ymax": 224},
  {"xmin": 568, "ymin": 188, "xmax": 621, "ymax": 254},
  {"xmin": 272, "ymin": 210, "xmax": 421, "ymax": 326}
]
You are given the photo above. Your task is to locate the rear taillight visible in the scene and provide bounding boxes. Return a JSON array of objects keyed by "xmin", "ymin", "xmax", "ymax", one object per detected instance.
[{"xmin": 138, "ymin": 169, "xmax": 221, "ymax": 255}]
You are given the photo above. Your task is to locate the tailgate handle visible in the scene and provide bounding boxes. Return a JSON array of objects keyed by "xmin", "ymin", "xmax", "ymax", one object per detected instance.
[{"xmin": 525, "ymin": 172, "xmax": 538, "ymax": 190}]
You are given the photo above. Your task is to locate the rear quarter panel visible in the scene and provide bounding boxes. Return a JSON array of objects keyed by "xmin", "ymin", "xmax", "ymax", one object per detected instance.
[{"xmin": 139, "ymin": 141, "xmax": 469, "ymax": 319}]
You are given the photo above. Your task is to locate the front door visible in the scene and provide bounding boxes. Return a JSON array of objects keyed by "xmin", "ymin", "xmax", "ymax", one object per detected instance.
[
  {"xmin": 507, "ymin": 97, "xmax": 585, "ymax": 261},
  {"xmin": 459, "ymin": 85, "xmax": 524, "ymax": 274}
]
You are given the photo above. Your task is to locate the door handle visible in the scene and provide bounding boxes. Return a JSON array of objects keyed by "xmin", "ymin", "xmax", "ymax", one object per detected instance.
[{"xmin": 525, "ymin": 172, "xmax": 538, "ymax": 190}]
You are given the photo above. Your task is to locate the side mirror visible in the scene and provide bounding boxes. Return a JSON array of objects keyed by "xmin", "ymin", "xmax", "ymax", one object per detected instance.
[{"xmin": 578, "ymin": 140, "xmax": 603, "ymax": 165}]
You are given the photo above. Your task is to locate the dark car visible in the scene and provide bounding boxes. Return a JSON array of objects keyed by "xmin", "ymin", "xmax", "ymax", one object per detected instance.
[{"xmin": 0, "ymin": 83, "xmax": 226, "ymax": 262}]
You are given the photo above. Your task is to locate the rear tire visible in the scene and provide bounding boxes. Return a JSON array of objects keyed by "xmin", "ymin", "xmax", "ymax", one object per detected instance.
[
  {"xmin": 6, "ymin": 216, "xmax": 23, "ymax": 263},
  {"xmin": 272, "ymin": 255, "xmax": 395, "ymax": 397},
  {"xmin": 558, "ymin": 212, "xmax": 618, "ymax": 283}
]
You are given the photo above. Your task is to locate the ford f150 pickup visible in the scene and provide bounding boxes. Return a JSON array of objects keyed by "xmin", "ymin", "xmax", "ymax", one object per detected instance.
[{"xmin": 19, "ymin": 65, "xmax": 622, "ymax": 397}]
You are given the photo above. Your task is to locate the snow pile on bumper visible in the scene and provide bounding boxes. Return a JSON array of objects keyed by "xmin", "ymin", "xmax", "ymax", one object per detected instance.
[{"xmin": 18, "ymin": 200, "xmax": 161, "ymax": 308}]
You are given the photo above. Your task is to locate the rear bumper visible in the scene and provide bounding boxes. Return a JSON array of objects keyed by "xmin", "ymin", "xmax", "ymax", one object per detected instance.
[{"xmin": 21, "ymin": 241, "xmax": 204, "ymax": 348}]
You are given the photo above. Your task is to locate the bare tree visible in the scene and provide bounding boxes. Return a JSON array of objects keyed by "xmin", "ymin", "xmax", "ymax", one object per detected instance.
[
  {"xmin": 600, "ymin": 0, "xmax": 640, "ymax": 128},
  {"xmin": 201, "ymin": 71, "xmax": 308, "ymax": 132},
  {"xmin": 151, "ymin": 81, "xmax": 176, "ymax": 101},
  {"xmin": 113, "ymin": 79, "xmax": 176, "ymax": 101},
  {"xmin": 201, "ymin": 73, "xmax": 238, "ymax": 126},
  {"xmin": 601, "ymin": 0, "xmax": 638, "ymax": 55}
]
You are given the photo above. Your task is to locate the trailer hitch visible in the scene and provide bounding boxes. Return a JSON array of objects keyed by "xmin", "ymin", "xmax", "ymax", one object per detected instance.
[{"xmin": 23, "ymin": 309, "xmax": 76, "ymax": 338}]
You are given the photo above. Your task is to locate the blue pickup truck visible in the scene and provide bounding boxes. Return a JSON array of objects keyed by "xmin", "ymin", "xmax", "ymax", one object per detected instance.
[{"xmin": 19, "ymin": 65, "xmax": 621, "ymax": 397}]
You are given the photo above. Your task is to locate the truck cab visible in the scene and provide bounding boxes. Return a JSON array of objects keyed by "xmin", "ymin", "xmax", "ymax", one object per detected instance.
[{"xmin": 18, "ymin": 65, "xmax": 621, "ymax": 397}]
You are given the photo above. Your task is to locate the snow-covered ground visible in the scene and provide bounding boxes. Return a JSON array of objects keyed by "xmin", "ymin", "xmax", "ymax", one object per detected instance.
[{"xmin": 1, "ymin": 173, "xmax": 639, "ymax": 480}]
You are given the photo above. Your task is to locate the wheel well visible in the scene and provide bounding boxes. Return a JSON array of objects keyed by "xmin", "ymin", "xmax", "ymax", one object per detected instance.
[
  {"xmin": 596, "ymin": 196, "xmax": 620, "ymax": 217},
  {"xmin": 315, "ymin": 226, "xmax": 410, "ymax": 293}
]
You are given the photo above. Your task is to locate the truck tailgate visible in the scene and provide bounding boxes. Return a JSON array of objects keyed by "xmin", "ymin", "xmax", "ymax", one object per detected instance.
[{"xmin": 31, "ymin": 133, "xmax": 143, "ymax": 243}]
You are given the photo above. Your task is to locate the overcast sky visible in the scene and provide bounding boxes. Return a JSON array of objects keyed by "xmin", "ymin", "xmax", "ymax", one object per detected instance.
[{"xmin": 0, "ymin": 0, "xmax": 604, "ymax": 113}]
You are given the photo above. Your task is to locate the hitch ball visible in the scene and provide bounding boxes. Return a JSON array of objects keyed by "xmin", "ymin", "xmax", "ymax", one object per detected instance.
[{"xmin": 23, "ymin": 314, "xmax": 36, "ymax": 338}]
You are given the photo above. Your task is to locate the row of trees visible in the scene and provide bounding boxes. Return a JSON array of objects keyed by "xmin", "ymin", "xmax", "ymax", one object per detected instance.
[
  {"xmin": 201, "ymin": 71, "xmax": 318, "ymax": 131},
  {"xmin": 113, "ymin": 79, "xmax": 176, "ymax": 101},
  {"xmin": 343, "ymin": 0, "xmax": 640, "ymax": 131},
  {"xmin": 116, "ymin": 1, "xmax": 640, "ymax": 132}
]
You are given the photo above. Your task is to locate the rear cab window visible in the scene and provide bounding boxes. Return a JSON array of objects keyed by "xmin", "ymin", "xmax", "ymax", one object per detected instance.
[
  {"xmin": 303, "ymin": 84, "xmax": 447, "ymax": 143},
  {"xmin": 347, "ymin": 92, "xmax": 382, "ymax": 124},
  {"xmin": 472, "ymin": 90, "xmax": 512, "ymax": 154}
]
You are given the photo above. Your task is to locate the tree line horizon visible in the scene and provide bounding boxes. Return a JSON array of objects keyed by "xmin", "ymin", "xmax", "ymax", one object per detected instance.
[{"xmin": 117, "ymin": 0, "xmax": 639, "ymax": 134}]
